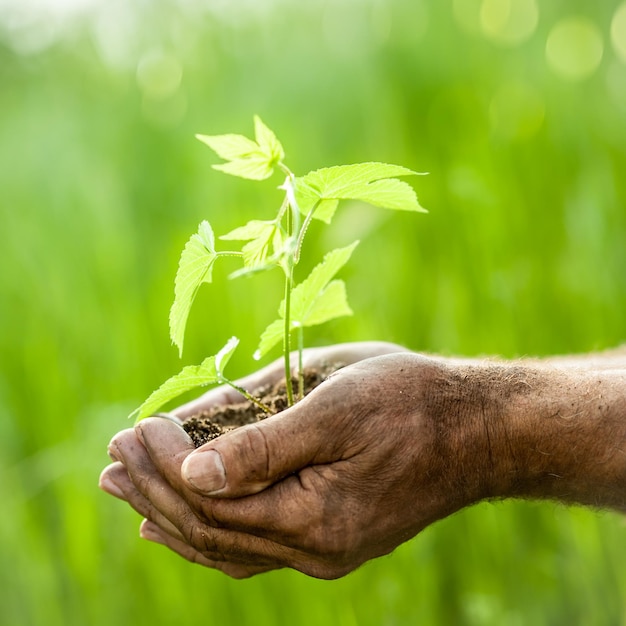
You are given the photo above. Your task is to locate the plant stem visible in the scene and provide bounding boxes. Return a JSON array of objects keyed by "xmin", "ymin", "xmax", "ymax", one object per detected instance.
[
  {"xmin": 216, "ymin": 251, "xmax": 244, "ymax": 258},
  {"xmin": 222, "ymin": 379, "xmax": 273, "ymax": 415},
  {"xmin": 283, "ymin": 195, "xmax": 295, "ymax": 407},
  {"xmin": 297, "ymin": 326, "xmax": 304, "ymax": 400},
  {"xmin": 283, "ymin": 256, "xmax": 295, "ymax": 407},
  {"xmin": 294, "ymin": 200, "xmax": 321, "ymax": 264}
]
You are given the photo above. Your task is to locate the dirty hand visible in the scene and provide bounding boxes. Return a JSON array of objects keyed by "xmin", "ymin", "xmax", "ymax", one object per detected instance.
[
  {"xmin": 101, "ymin": 351, "xmax": 493, "ymax": 579},
  {"xmin": 100, "ymin": 347, "xmax": 626, "ymax": 579}
]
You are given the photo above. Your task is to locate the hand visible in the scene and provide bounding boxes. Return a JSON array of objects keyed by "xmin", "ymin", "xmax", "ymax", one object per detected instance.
[
  {"xmin": 171, "ymin": 340, "xmax": 408, "ymax": 419},
  {"xmin": 100, "ymin": 346, "xmax": 626, "ymax": 579},
  {"xmin": 100, "ymin": 352, "xmax": 490, "ymax": 579}
]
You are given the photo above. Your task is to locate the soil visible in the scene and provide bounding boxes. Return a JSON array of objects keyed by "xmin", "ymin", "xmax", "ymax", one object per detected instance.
[{"xmin": 182, "ymin": 364, "xmax": 343, "ymax": 447}]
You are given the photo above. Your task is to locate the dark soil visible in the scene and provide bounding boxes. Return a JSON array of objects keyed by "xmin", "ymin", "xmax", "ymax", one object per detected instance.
[{"xmin": 182, "ymin": 364, "xmax": 343, "ymax": 447}]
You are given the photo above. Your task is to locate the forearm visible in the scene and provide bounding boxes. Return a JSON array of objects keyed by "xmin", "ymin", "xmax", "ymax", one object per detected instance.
[{"xmin": 462, "ymin": 364, "xmax": 626, "ymax": 510}]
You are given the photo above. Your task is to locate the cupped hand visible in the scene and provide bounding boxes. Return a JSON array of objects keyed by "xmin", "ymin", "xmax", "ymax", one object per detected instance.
[{"xmin": 100, "ymin": 349, "xmax": 489, "ymax": 579}]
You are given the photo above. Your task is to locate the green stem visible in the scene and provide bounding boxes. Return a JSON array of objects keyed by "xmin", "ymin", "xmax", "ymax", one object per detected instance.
[
  {"xmin": 294, "ymin": 200, "xmax": 321, "ymax": 265},
  {"xmin": 222, "ymin": 378, "xmax": 273, "ymax": 414},
  {"xmin": 278, "ymin": 162, "xmax": 295, "ymax": 179},
  {"xmin": 283, "ymin": 196, "xmax": 295, "ymax": 407},
  {"xmin": 297, "ymin": 326, "xmax": 304, "ymax": 400},
  {"xmin": 283, "ymin": 261, "xmax": 295, "ymax": 407},
  {"xmin": 275, "ymin": 193, "xmax": 290, "ymax": 223},
  {"xmin": 277, "ymin": 164, "xmax": 306, "ymax": 406}
]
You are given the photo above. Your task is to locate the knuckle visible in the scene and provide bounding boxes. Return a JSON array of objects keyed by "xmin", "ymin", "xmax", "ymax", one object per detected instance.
[
  {"xmin": 131, "ymin": 468, "xmax": 154, "ymax": 496},
  {"xmin": 185, "ymin": 516, "xmax": 223, "ymax": 558},
  {"xmin": 235, "ymin": 424, "xmax": 271, "ymax": 483}
]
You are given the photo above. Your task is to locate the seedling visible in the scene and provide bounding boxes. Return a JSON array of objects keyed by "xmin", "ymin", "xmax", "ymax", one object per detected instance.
[{"xmin": 131, "ymin": 116, "xmax": 426, "ymax": 421}]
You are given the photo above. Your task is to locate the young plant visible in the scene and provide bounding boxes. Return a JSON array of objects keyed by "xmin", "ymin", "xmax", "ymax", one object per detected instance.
[{"xmin": 131, "ymin": 116, "xmax": 426, "ymax": 421}]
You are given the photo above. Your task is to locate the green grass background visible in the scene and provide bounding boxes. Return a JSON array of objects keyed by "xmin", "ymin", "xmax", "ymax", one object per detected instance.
[{"xmin": 1, "ymin": 0, "xmax": 626, "ymax": 623}]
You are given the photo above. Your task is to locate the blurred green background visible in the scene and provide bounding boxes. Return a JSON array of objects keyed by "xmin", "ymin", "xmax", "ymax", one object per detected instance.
[{"xmin": 1, "ymin": 0, "xmax": 626, "ymax": 623}]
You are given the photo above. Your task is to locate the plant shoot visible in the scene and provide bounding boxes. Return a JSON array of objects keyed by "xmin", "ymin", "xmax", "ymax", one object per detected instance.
[{"xmin": 131, "ymin": 116, "xmax": 426, "ymax": 421}]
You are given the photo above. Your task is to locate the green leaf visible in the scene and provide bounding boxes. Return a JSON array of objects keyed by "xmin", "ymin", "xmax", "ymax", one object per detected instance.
[
  {"xmin": 212, "ymin": 158, "xmax": 275, "ymax": 181},
  {"xmin": 221, "ymin": 220, "xmax": 278, "ymax": 268},
  {"xmin": 296, "ymin": 279, "xmax": 352, "ymax": 327},
  {"xmin": 169, "ymin": 221, "xmax": 218, "ymax": 357},
  {"xmin": 254, "ymin": 319, "xmax": 283, "ymax": 361},
  {"xmin": 254, "ymin": 242, "xmax": 359, "ymax": 359},
  {"xmin": 195, "ymin": 116, "xmax": 284, "ymax": 181},
  {"xmin": 254, "ymin": 115, "xmax": 284, "ymax": 165},
  {"xmin": 215, "ymin": 335, "xmax": 240, "ymax": 374},
  {"xmin": 287, "ymin": 241, "xmax": 359, "ymax": 322},
  {"xmin": 130, "ymin": 337, "xmax": 239, "ymax": 422},
  {"xmin": 295, "ymin": 162, "xmax": 427, "ymax": 223},
  {"xmin": 195, "ymin": 133, "xmax": 259, "ymax": 161}
]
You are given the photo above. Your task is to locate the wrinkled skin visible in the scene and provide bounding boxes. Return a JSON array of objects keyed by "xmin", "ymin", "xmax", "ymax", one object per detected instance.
[{"xmin": 100, "ymin": 342, "xmax": 626, "ymax": 579}]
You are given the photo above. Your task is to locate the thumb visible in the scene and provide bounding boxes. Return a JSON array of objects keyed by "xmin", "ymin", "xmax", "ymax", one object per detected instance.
[{"xmin": 180, "ymin": 400, "xmax": 329, "ymax": 498}]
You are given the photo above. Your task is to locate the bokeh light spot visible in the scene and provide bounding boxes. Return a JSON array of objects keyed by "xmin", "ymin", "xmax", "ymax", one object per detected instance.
[
  {"xmin": 489, "ymin": 81, "xmax": 545, "ymax": 141},
  {"xmin": 611, "ymin": 2, "xmax": 626, "ymax": 64},
  {"xmin": 480, "ymin": 0, "xmax": 539, "ymax": 46},
  {"xmin": 545, "ymin": 17, "xmax": 604, "ymax": 81}
]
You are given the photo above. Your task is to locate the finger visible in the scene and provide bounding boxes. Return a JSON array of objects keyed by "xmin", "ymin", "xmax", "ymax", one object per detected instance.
[
  {"xmin": 178, "ymin": 388, "xmax": 344, "ymax": 498},
  {"xmin": 139, "ymin": 520, "xmax": 278, "ymax": 579},
  {"xmin": 118, "ymin": 425, "xmax": 353, "ymax": 578},
  {"xmin": 134, "ymin": 418, "xmax": 198, "ymax": 495},
  {"xmin": 134, "ymin": 418, "xmax": 326, "ymax": 545},
  {"xmin": 103, "ymin": 459, "xmax": 185, "ymax": 540},
  {"xmin": 108, "ymin": 427, "xmax": 321, "ymax": 570},
  {"xmin": 302, "ymin": 341, "xmax": 408, "ymax": 368},
  {"xmin": 99, "ymin": 463, "xmax": 127, "ymax": 500},
  {"xmin": 115, "ymin": 423, "xmax": 309, "ymax": 566}
]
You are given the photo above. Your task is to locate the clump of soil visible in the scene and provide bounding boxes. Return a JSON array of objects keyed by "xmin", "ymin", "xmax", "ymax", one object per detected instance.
[{"xmin": 182, "ymin": 364, "xmax": 342, "ymax": 447}]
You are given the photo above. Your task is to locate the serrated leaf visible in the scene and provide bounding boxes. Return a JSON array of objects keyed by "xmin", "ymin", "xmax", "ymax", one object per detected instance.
[
  {"xmin": 254, "ymin": 319, "xmax": 283, "ymax": 360},
  {"xmin": 221, "ymin": 220, "xmax": 278, "ymax": 268},
  {"xmin": 213, "ymin": 157, "xmax": 275, "ymax": 181},
  {"xmin": 195, "ymin": 116, "xmax": 284, "ymax": 181},
  {"xmin": 295, "ymin": 162, "xmax": 427, "ymax": 223},
  {"xmin": 215, "ymin": 336, "xmax": 240, "ymax": 374},
  {"xmin": 254, "ymin": 242, "xmax": 359, "ymax": 359},
  {"xmin": 131, "ymin": 337, "xmax": 240, "ymax": 421},
  {"xmin": 286, "ymin": 241, "xmax": 359, "ymax": 322},
  {"xmin": 298, "ymin": 279, "xmax": 352, "ymax": 327},
  {"xmin": 195, "ymin": 133, "xmax": 260, "ymax": 161},
  {"xmin": 254, "ymin": 115, "xmax": 284, "ymax": 165},
  {"xmin": 228, "ymin": 261, "xmax": 277, "ymax": 280},
  {"xmin": 169, "ymin": 221, "xmax": 218, "ymax": 357},
  {"xmin": 220, "ymin": 220, "xmax": 274, "ymax": 242}
]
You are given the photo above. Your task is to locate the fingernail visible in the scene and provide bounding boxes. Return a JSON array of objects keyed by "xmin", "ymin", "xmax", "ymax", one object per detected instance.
[
  {"xmin": 134, "ymin": 424, "xmax": 146, "ymax": 447},
  {"xmin": 107, "ymin": 443, "xmax": 121, "ymax": 463},
  {"xmin": 182, "ymin": 450, "xmax": 226, "ymax": 494},
  {"xmin": 99, "ymin": 474, "xmax": 125, "ymax": 499},
  {"xmin": 140, "ymin": 520, "xmax": 165, "ymax": 545}
]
